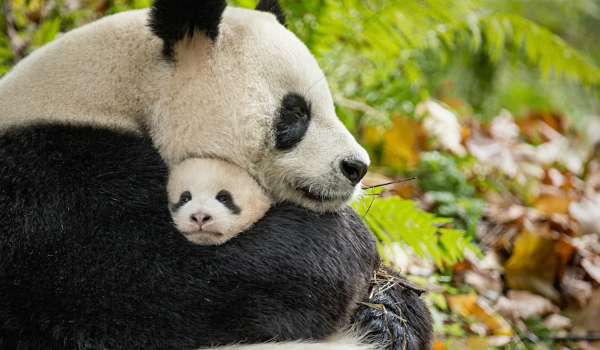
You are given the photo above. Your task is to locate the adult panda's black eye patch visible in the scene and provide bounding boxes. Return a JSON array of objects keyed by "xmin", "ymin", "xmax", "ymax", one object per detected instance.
[
  {"xmin": 275, "ymin": 93, "xmax": 311, "ymax": 151},
  {"xmin": 216, "ymin": 190, "xmax": 241, "ymax": 215},
  {"xmin": 170, "ymin": 190, "xmax": 192, "ymax": 212}
]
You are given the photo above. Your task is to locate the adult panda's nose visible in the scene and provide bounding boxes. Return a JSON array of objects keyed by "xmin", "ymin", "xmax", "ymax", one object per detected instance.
[{"xmin": 340, "ymin": 159, "xmax": 368, "ymax": 186}]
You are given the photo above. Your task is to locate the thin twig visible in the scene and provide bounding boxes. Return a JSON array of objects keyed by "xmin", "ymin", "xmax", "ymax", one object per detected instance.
[
  {"xmin": 362, "ymin": 177, "xmax": 417, "ymax": 190},
  {"xmin": 360, "ymin": 196, "xmax": 375, "ymax": 221},
  {"xmin": 529, "ymin": 333, "xmax": 600, "ymax": 341}
]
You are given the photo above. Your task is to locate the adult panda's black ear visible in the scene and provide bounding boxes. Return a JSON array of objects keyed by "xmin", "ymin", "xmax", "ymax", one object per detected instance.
[
  {"xmin": 255, "ymin": 0, "xmax": 286, "ymax": 26},
  {"xmin": 149, "ymin": 0, "xmax": 227, "ymax": 59}
]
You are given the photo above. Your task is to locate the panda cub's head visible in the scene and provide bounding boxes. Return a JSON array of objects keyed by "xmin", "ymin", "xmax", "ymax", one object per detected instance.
[{"xmin": 167, "ymin": 158, "xmax": 271, "ymax": 245}]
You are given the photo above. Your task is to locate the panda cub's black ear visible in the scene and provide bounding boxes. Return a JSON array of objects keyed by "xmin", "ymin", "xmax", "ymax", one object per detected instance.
[
  {"xmin": 149, "ymin": 0, "xmax": 227, "ymax": 59},
  {"xmin": 255, "ymin": 0, "xmax": 286, "ymax": 26}
]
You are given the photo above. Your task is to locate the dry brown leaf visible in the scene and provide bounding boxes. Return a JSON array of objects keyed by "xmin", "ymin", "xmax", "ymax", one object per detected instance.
[
  {"xmin": 577, "ymin": 341, "xmax": 600, "ymax": 350},
  {"xmin": 533, "ymin": 192, "xmax": 572, "ymax": 214},
  {"xmin": 543, "ymin": 313, "xmax": 571, "ymax": 330},
  {"xmin": 571, "ymin": 289, "xmax": 600, "ymax": 334},
  {"xmin": 570, "ymin": 194, "xmax": 600, "ymax": 235},
  {"xmin": 369, "ymin": 114, "xmax": 425, "ymax": 170},
  {"xmin": 463, "ymin": 336, "xmax": 489, "ymax": 350},
  {"xmin": 493, "ymin": 296, "xmax": 526, "ymax": 331},
  {"xmin": 561, "ymin": 267, "xmax": 593, "ymax": 307},
  {"xmin": 488, "ymin": 335, "xmax": 513, "ymax": 347},
  {"xmin": 484, "ymin": 203, "xmax": 529, "ymax": 224},
  {"xmin": 466, "ymin": 126, "xmax": 520, "ymax": 178},
  {"xmin": 447, "ymin": 292, "xmax": 514, "ymax": 336},
  {"xmin": 581, "ymin": 257, "xmax": 600, "ymax": 284},
  {"xmin": 415, "ymin": 100, "xmax": 467, "ymax": 156},
  {"xmin": 460, "ymin": 251, "xmax": 503, "ymax": 293},
  {"xmin": 504, "ymin": 230, "xmax": 561, "ymax": 302},
  {"xmin": 506, "ymin": 290, "xmax": 560, "ymax": 319}
]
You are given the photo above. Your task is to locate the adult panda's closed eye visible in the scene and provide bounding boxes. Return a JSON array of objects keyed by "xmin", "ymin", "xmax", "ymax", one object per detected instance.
[
  {"xmin": 275, "ymin": 93, "xmax": 311, "ymax": 151},
  {"xmin": 263, "ymin": 92, "xmax": 369, "ymax": 212},
  {"xmin": 274, "ymin": 92, "xmax": 368, "ymax": 185}
]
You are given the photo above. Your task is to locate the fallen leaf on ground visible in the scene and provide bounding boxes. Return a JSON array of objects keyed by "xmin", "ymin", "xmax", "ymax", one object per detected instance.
[
  {"xmin": 416, "ymin": 100, "xmax": 467, "ymax": 156},
  {"xmin": 581, "ymin": 257, "xmax": 600, "ymax": 284},
  {"xmin": 506, "ymin": 290, "xmax": 560, "ymax": 319},
  {"xmin": 543, "ymin": 313, "xmax": 571, "ymax": 330},
  {"xmin": 447, "ymin": 292, "xmax": 514, "ymax": 336},
  {"xmin": 571, "ymin": 289, "xmax": 600, "ymax": 334},
  {"xmin": 488, "ymin": 335, "xmax": 513, "ymax": 347},
  {"xmin": 504, "ymin": 229, "xmax": 561, "ymax": 302}
]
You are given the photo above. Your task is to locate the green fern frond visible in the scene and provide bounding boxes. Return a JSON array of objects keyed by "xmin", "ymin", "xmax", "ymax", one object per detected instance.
[
  {"xmin": 487, "ymin": 13, "xmax": 600, "ymax": 86},
  {"xmin": 352, "ymin": 195, "xmax": 480, "ymax": 270},
  {"xmin": 307, "ymin": 0, "xmax": 600, "ymax": 99}
]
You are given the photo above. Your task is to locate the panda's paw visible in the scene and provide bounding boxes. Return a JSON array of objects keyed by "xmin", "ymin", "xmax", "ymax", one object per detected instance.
[{"xmin": 350, "ymin": 268, "xmax": 433, "ymax": 350}]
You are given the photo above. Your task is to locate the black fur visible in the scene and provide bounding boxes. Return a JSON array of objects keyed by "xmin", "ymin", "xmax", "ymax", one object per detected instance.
[
  {"xmin": 216, "ymin": 189, "xmax": 241, "ymax": 215},
  {"xmin": 0, "ymin": 124, "xmax": 433, "ymax": 349},
  {"xmin": 171, "ymin": 190, "xmax": 192, "ymax": 212},
  {"xmin": 255, "ymin": 0, "xmax": 286, "ymax": 26},
  {"xmin": 275, "ymin": 93, "xmax": 311, "ymax": 151},
  {"xmin": 149, "ymin": 0, "xmax": 227, "ymax": 58},
  {"xmin": 351, "ymin": 268, "xmax": 434, "ymax": 350}
]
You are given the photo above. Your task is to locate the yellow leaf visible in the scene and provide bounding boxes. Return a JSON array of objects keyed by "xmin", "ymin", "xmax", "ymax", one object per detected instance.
[
  {"xmin": 532, "ymin": 193, "xmax": 571, "ymax": 214},
  {"xmin": 504, "ymin": 230, "xmax": 560, "ymax": 303},
  {"xmin": 379, "ymin": 114, "xmax": 424, "ymax": 170},
  {"xmin": 432, "ymin": 339, "xmax": 448, "ymax": 350},
  {"xmin": 447, "ymin": 292, "xmax": 514, "ymax": 336},
  {"xmin": 464, "ymin": 336, "xmax": 490, "ymax": 350}
]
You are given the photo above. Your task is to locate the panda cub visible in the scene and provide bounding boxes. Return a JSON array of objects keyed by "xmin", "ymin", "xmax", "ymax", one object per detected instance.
[{"xmin": 167, "ymin": 158, "xmax": 271, "ymax": 245}]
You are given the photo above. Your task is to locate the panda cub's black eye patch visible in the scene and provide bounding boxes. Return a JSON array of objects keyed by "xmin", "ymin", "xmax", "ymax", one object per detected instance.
[
  {"xmin": 275, "ymin": 93, "xmax": 311, "ymax": 151},
  {"xmin": 170, "ymin": 190, "xmax": 192, "ymax": 212},
  {"xmin": 216, "ymin": 190, "xmax": 241, "ymax": 215}
]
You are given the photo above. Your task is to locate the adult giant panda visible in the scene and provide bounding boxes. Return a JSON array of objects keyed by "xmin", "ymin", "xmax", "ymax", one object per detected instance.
[{"xmin": 0, "ymin": 0, "xmax": 433, "ymax": 349}]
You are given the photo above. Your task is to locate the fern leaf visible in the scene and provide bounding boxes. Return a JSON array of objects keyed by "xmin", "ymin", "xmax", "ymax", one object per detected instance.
[{"xmin": 352, "ymin": 195, "xmax": 480, "ymax": 271}]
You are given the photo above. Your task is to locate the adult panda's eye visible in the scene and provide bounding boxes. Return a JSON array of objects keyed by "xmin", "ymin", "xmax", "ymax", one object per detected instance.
[
  {"xmin": 290, "ymin": 105, "xmax": 308, "ymax": 122},
  {"xmin": 275, "ymin": 93, "xmax": 311, "ymax": 151}
]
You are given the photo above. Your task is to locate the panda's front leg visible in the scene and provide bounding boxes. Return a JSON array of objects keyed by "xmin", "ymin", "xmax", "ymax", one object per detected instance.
[{"xmin": 350, "ymin": 267, "xmax": 433, "ymax": 350}]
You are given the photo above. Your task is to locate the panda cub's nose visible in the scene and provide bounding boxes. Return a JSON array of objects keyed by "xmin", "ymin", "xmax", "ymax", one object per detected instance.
[
  {"xmin": 340, "ymin": 159, "xmax": 368, "ymax": 186},
  {"xmin": 191, "ymin": 213, "xmax": 212, "ymax": 226}
]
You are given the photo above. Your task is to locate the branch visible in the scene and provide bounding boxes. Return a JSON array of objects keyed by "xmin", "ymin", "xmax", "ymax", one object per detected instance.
[{"xmin": 334, "ymin": 95, "xmax": 388, "ymax": 122}]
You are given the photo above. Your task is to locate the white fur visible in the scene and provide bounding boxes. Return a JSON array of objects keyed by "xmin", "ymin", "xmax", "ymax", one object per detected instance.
[
  {"xmin": 210, "ymin": 333, "xmax": 379, "ymax": 350},
  {"xmin": 0, "ymin": 6, "xmax": 369, "ymax": 212},
  {"xmin": 167, "ymin": 158, "xmax": 270, "ymax": 245}
]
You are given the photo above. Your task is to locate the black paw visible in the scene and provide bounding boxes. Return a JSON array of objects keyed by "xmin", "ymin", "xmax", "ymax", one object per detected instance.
[{"xmin": 352, "ymin": 268, "xmax": 434, "ymax": 350}]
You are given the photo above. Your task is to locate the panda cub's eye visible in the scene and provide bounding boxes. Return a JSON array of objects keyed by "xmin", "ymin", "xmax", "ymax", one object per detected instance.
[
  {"xmin": 216, "ymin": 190, "xmax": 231, "ymax": 203},
  {"xmin": 216, "ymin": 190, "xmax": 241, "ymax": 215},
  {"xmin": 180, "ymin": 191, "xmax": 192, "ymax": 204}
]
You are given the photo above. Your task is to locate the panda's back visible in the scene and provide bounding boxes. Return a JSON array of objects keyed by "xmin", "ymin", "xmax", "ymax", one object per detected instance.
[{"xmin": 0, "ymin": 10, "xmax": 158, "ymax": 131}]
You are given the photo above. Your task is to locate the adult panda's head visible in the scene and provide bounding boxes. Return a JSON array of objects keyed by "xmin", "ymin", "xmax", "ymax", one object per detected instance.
[{"xmin": 148, "ymin": 0, "xmax": 370, "ymax": 213}]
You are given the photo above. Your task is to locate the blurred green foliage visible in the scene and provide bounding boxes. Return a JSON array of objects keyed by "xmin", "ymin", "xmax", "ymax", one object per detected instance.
[{"xmin": 414, "ymin": 152, "xmax": 486, "ymax": 236}]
